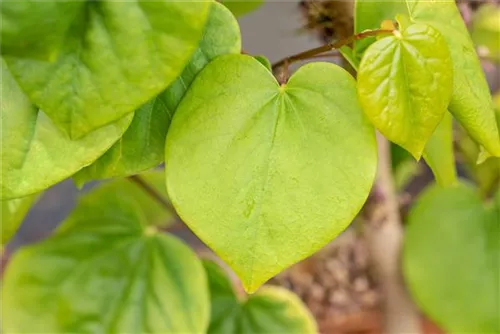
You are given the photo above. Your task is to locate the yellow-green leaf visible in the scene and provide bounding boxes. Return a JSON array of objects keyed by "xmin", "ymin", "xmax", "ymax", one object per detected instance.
[
  {"xmin": 422, "ymin": 113, "xmax": 457, "ymax": 186},
  {"xmin": 0, "ymin": 59, "xmax": 132, "ymax": 200},
  {"xmin": 404, "ymin": 183, "xmax": 500, "ymax": 333},
  {"xmin": 203, "ymin": 260, "xmax": 317, "ymax": 334},
  {"xmin": 4, "ymin": 1, "xmax": 211, "ymax": 138},
  {"xmin": 73, "ymin": 2, "xmax": 241, "ymax": 184},
  {"xmin": 1, "ymin": 175, "xmax": 208, "ymax": 333},
  {"xmin": 357, "ymin": 22, "xmax": 453, "ymax": 158},
  {"xmin": 166, "ymin": 55, "xmax": 377, "ymax": 292}
]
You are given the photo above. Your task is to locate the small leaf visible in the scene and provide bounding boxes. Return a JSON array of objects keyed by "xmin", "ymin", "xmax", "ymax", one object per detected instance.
[
  {"xmin": 73, "ymin": 2, "xmax": 241, "ymax": 184},
  {"xmin": 355, "ymin": 0, "xmax": 500, "ymax": 157},
  {"xmin": 404, "ymin": 182, "xmax": 500, "ymax": 333},
  {"xmin": 422, "ymin": 112, "xmax": 457, "ymax": 186},
  {"xmin": 4, "ymin": 1, "xmax": 211, "ymax": 138},
  {"xmin": 166, "ymin": 55, "xmax": 377, "ymax": 292},
  {"xmin": 338, "ymin": 46, "xmax": 360, "ymax": 71},
  {"xmin": 1, "ymin": 176, "xmax": 208, "ymax": 333},
  {"xmin": 203, "ymin": 260, "xmax": 317, "ymax": 334},
  {"xmin": 1, "ymin": 194, "xmax": 39, "ymax": 247},
  {"xmin": 0, "ymin": 1, "xmax": 85, "ymax": 60},
  {"xmin": 471, "ymin": 4, "xmax": 500, "ymax": 62},
  {"xmin": 254, "ymin": 55, "xmax": 272, "ymax": 71},
  {"xmin": 357, "ymin": 23, "xmax": 453, "ymax": 158},
  {"xmin": 222, "ymin": 0, "xmax": 263, "ymax": 17},
  {"xmin": 0, "ymin": 59, "xmax": 132, "ymax": 200}
]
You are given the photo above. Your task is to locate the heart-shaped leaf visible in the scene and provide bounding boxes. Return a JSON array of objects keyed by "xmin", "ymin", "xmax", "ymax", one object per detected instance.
[
  {"xmin": 0, "ymin": 0, "xmax": 85, "ymax": 60},
  {"xmin": 166, "ymin": 54, "xmax": 377, "ymax": 292},
  {"xmin": 355, "ymin": 0, "xmax": 500, "ymax": 157},
  {"xmin": 1, "ymin": 194, "xmax": 39, "ymax": 247},
  {"xmin": 0, "ymin": 59, "xmax": 132, "ymax": 200},
  {"xmin": 4, "ymin": 1, "xmax": 211, "ymax": 138},
  {"xmin": 1, "ymin": 174, "xmax": 208, "ymax": 333},
  {"xmin": 204, "ymin": 260, "xmax": 317, "ymax": 334},
  {"xmin": 357, "ymin": 22, "xmax": 453, "ymax": 158},
  {"xmin": 404, "ymin": 182, "xmax": 499, "ymax": 333},
  {"xmin": 73, "ymin": 2, "xmax": 241, "ymax": 185}
]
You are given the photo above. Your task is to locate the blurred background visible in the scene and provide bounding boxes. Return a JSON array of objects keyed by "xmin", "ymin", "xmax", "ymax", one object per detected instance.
[{"xmin": 4, "ymin": 1, "xmax": 499, "ymax": 333}]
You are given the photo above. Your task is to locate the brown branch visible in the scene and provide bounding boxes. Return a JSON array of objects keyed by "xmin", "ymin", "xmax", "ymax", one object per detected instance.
[
  {"xmin": 271, "ymin": 29, "xmax": 394, "ymax": 71},
  {"xmin": 128, "ymin": 175, "xmax": 184, "ymax": 231},
  {"xmin": 364, "ymin": 134, "xmax": 420, "ymax": 334}
]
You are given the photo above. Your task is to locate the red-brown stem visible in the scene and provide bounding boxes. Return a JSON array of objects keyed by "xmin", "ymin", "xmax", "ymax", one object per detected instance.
[{"xmin": 271, "ymin": 29, "xmax": 394, "ymax": 71}]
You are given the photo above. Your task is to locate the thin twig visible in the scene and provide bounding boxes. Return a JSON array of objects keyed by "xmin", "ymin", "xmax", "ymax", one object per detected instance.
[
  {"xmin": 364, "ymin": 134, "xmax": 420, "ymax": 334},
  {"xmin": 129, "ymin": 175, "xmax": 174, "ymax": 212},
  {"xmin": 271, "ymin": 29, "xmax": 394, "ymax": 72},
  {"xmin": 128, "ymin": 175, "xmax": 184, "ymax": 231}
]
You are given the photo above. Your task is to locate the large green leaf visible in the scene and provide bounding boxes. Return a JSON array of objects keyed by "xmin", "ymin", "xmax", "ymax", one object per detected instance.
[
  {"xmin": 404, "ymin": 183, "xmax": 499, "ymax": 333},
  {"xmin": 203, "ymin": 260, "xmax": 317, "ymax": 334},
  {"xmin": 355, "ymin": 0, "xmax": 500, "ymax": 157},
  {"xmin": 1, "ymin": 176, "xmax": 208, "ymax": 333},
  {"xmin": 0, "ymin": 1, "xmax": 85, "ymax": 60},
  {"xmin": 1, "ymin": 194, "xmax": 38, "ymax": 247},
  {"xmin": 166, "ymin": 54, "xmax": 377, "ymax": 292},
  {"xmin": 357, "ymin": 22, "xmax": 453, "ymax": 158},
  {"xmin": 422, "ymin": 112, "xmax": 457, "ymax": 186},
  {"xmin": 471, "ymin": 4, "xmax": 500, "ymax": 62},
  {"xmin": 222, "ymin": 0, "xmax": 263, "ymax": 17},
  {"xmin": 4, "ymin": 1, "xmax": 211, "ymax": 139},
  {"xmin": 73, "ymin": 2, "xmax": 241, "ymax": 185},
  {"xmin": 0, "ymin": 59, "xmax": 132, "ymax": 200}
]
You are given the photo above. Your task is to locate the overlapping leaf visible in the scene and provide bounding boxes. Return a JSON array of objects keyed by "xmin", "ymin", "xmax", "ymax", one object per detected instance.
[
  {"xmin": 0, "ymin": 59, "xmax": 132, "ymax": 200},
  {"xmin": 1, "ymin": 173, "xmax": 208, "ymax": 333},
  {"xmin": 1, "ymin": 194, "xmax": 39, "ymax": 247},
  {"xmin": 0, "ymin": 0, "xmax": 85, "ymax": 60},
  {"xmin": 204, "ymin": 260, "xmax": 317, "ymax": 334},
  {"xmin": 357, "ymin": 22, "xmax": 453, "ymax": 158},
  {"xmin": 166, "ymin": 55, "xmax": 377, "ymax": 292},
  {"xmin": 404, "ymin": 183, "xmax": 499, "ymax": 333},
  {"xmin": 73, "ymin": 2, "xmax": 241, "ymax": 185},
  {"xmin": 4, "ymin": 1, "xmax": 211, "ymax": 138},
  {"xmin": 355, "ymin": 0, "xmax": 500, "ymax": 157}
]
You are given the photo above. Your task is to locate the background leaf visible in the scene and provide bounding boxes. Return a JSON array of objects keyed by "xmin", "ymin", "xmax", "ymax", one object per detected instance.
[
  {"xmin": 166, "ymin": 55, "xmax": 377, "ymax": 292},
  {"xmin": 73, "ymin": 2, "xmax": 241, "ymax": 185},
  {"xmin": 404, "ymin": 182, "xmax": 499, "ymax": 333},
  {"xmin": 1, "ymin": 174, "xmax": 208, "ymax": 333},
  {"xmin": 422, "ymin": 113, "xmax": 457, "ymax": 186},
  {"xmin": 4, "ymin": 1, "xmax": 211, "ymax": 138},
  {"xmin": 1, "ymin": 194, "xmax": 38, "ymax": 247},
  {"xmin": 0, "ymin": 59, "xmax": 132, "ymax": 200},
  {"xmin": 357, "ymin": 23, "xmax": 453, "ymax": 158},
  {"xmin": 222, "ymin": 0, "xmax": 263, "ymax": 17},
  {"xmin": 204, "ymin": 260, "xmax": 317, "ymax": 334},
  {"xmin": 471, "ymin": 4, "xmax": 500, "ymax": 62},
  {"xmin": 0, "ymin": 0, "xmax": 85, "ymax": 60}
]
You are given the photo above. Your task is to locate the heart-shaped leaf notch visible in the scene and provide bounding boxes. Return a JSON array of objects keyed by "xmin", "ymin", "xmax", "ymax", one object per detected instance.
[
  {"xmin": 404, "ymin": 182, "xmax": 499, "ymax": 333},
  {"xmin": 203, "ymin": 259, "xmax": 317, "ymax": 333},
  {"xmin": 165, "ymin": 54, "xmax": 377, "ymax": 292}
]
